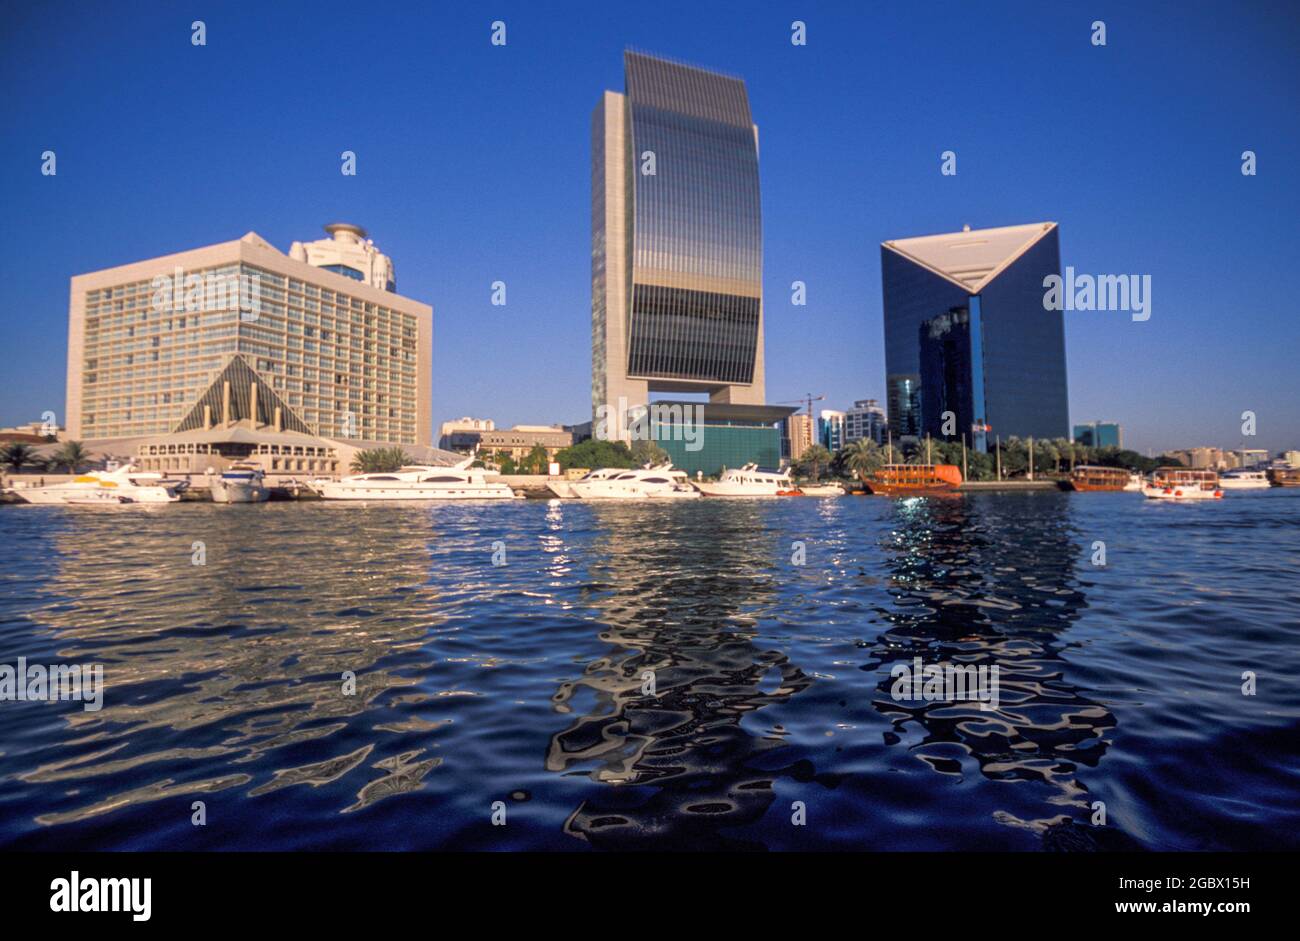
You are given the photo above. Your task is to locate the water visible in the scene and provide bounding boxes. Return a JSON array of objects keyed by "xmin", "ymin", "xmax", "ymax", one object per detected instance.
[{"xmin": 1, "ymin": 491, "xmax": 1297, "ymax": 851}]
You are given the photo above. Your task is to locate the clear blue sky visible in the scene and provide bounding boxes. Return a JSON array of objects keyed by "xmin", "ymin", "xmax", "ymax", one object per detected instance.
[{"xmin": 2, "ymin": 0, "xmax": 1297, "ymax": 454}]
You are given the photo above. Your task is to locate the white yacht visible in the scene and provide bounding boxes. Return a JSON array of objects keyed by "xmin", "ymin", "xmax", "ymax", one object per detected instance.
[
  {"xmin": 1142, "ymin": 467, "xmax": 1223, "ymax": 501},
  {"xmin": 1218, "ymin": 468, "xmax": 1271, "ymax": 490},
  {"xmin": 546, "ymin": 468, "xmax": 619, "ymax": 499},
  {"xmin": 569, "ymin": 464, "xmax": 701, "ymax": 500},
  {"xmin": 309, "ymin": 458, "xmax": 520, "ymax": 500},
  {"xmin": 17, "ymin": 465, "xmax": 187, "ymax": 505},
  {"xmin": 1123, "ymin": 472, "xmax": 1144, "ymax": 492},
  {"xmin": 693, "ymin": 464, "xmax": 799, "ymax": 497},
  {"xmin": 799, "ymin": 482, "xmax": 845, "ymax": 497},
  {"xmin": 209, "ymin": 463, "xmax": 270, "ymax": 504}
]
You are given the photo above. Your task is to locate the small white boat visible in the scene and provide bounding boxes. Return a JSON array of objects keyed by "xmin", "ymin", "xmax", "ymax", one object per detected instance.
[
  {"xmin": 569, "ymin": 463, "xmax": 701, "ymax": 500},
  {"xmin": 1142, "ymin": 467, "xmax": 1223, "ymax": 501},
  {"xmin": 798, "ymin": 482, "xmax": 845, "ymax": 497},
  {"xmin": 209, "ymin": 463, "xmax": 269, "ymax": 504},
  {"xmin": 693, "ymin": 464, "xmax": 800, "ymax": 497},
  {"xmin": 1218, "ymin": 469, "xmax": 1271, "ymax": 490},
  {"xmin": 309, "ymin": 457, "xmax": 520, "ymax": 500},
  {"xmin": 17, "ymin": 465, "xmax": 187, "ymax": 505},
  {"xmin": 1123, "ymin": 472, "xmax": 1144, "ymax": 492},
  {"xmin": 546, "ymin": 468, "xmax": 619, "ymax": 499}
]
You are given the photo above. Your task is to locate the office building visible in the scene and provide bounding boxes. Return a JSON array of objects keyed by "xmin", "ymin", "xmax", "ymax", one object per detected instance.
[
  {"xmin": 66, "ymin": 226, "xmax": 433, "ymax": 447},
  {"xmin": 818, "ymin": 409, "xmax": 846, "ymax": 452},
  {"xmin": 784, "ymin": 413, "xmax": 814, "ymax": 462},
  {"xmin": 591, "ymin": 51, "xmax": 768, "ymax": 444},
  {"xmin": 646, "ymin": 401, "xmax": 794, "ymax": 476},
  {"xmin": 845, "ymin": 398, "xmax": 887, "ymax": 444},
  {"xmin": 881, "ymin": 222, "xmax": 1069, "ymax": 450},
  {"xmin": 1073, "ymin": 421, "xmax": 1123, "ymax": 449}
]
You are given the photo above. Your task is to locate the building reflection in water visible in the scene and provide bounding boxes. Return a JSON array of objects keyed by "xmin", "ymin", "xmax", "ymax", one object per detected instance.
[
  {"xmin": 868, "ymin": 494, "xmax": 1122, "ymax": 844},
  {"xmin": 548, "ymin": 502, "xmax": 817, "ymax": 850}
]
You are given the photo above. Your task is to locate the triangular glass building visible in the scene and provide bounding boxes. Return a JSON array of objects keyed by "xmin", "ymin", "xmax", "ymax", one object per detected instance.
[{"xmin": 880, "ymin": 222, "xmax": 1068, "ymax": 451}]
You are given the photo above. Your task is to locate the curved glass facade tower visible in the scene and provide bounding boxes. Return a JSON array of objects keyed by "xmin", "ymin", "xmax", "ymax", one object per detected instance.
[{"xmin": 593, "ymin": 51, "xmax": 766, "ymax": 441}]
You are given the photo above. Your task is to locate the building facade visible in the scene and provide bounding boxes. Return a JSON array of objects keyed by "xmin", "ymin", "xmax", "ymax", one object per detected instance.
[
  {"xmin": 783, "ymin": 413, "xmax": 814, "ymax": 462},
  {"xmin": 476, "ymin": 425, "xmax": 574, "ymax": 462},
  {"xmin": 881, "ymin": 222, "xmax": 1069, "ymax": 450},
  {"xmin": 592, "ymin": 52, "xmax": 765, "ymax": 443},
  {"xmin": 647, "ymin": 401, "xmax": 793, "ymax": 477},
  {"xmin": 1073, "ymin": 421, "xmax": 1123, "ymax": 449},
  {"xmin": 845, "ymin": 398, "xmax": 887, "ymax": 444},
  {"xmin": 66, "ymin": 228, "xmax": 432, "ymax": 446},
  {"xmin": 818, "ymin": 409, "xmax": 846, "ymax": 452}
]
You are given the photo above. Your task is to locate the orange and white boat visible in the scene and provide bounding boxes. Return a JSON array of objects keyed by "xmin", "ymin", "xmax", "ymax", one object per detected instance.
[
  {"xmin": 1066, "ymin": 465, "xmax": 1132, "ymax": 492},
  {"xmin": 1142, "ymin": 467, "xmax": 1223, "ymax": 501},
  {"xmin": 859, "ymin": 463, "xmax": 962, "ymax": 495}
]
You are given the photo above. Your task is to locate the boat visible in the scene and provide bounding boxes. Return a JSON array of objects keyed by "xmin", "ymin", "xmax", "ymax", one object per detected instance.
[
  {"xmin": 16, "ymin": 465, "xmax": 187, "ymax": 505},
  {"xmin": 569, "ymin": 463, "xmax": 701, "ymax": 500},
  {"xmin": 693, "ymin": 464, "xmax": 800, "ymax": 497},
  {"xmin": 1218, "ymin": 468, "xmax": 1271, "ymax": 490},
  {"xmin": 798, "ymin": 482, "xmax": 846, "ymax": 497},
  {"xmin": 1142, "ymin": 467, "xmax": 1223, "ymax": 500},
  {"xmin": 1123, "ymin": 472, "xmax": 1144, "ymax": 492},
  {"xmin": 859, "ymin": 463, "xmax": 962, "ymax": 495},
  {"xmin": 308, "ymin": 457, "xmax": 520, "ymax": 500},
  {"xmin": 546, "ymin": 468, "xmax": 619, "ymax": 499},
  {"xmin": 209, "ymin": 462, "xmax": 270, "ymax": 503},
  {"xmin": 1267, "ymin": 467, "xmax": 1300, "ymax": 488},
  {"xmin": 1065, "ymin": 465, "xmax": 1132, "ymax": 492}
]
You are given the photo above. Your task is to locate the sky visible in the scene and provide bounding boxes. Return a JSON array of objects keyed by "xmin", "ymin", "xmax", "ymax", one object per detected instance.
[{"xmin": 2, "ymin": 0, "xmax": 1298, "ymax": 455}]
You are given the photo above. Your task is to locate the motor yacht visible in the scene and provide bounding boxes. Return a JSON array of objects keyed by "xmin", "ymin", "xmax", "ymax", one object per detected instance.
[
  {"xmin": 693, "ymin": 464, "xmax": 801, "ymax": 497},
  {"xmin": 1218, "ymin": 468, "xmax": 1271, "ymax": 490},
  {"xmin": 17, "ymin": 465, "xmax": 187, "ymax": 505},
  {"xmin": 546, "ymin": 468, "xmax": 619, "ymax": 499},
  {"xmin": 798, "ymin": 482, "xmax": 845, "ymax": 497},
  {"xmin": 209, "ymin": 462, "xmax": 270, "ymax": 503},
  {"xmin": 569, "ymin": 463, "xmax": 700, "ymax": 500},
  {"xmin": 309, "ymin": 457, "xmax": 520, "ymax": 500},
  {"xmin": 1142, "ymin": 467, "xmax": 1223, "ymax": 501}
]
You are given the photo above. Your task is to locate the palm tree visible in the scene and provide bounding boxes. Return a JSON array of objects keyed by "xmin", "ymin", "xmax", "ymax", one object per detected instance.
[
  {"xmin": 1, "ymin": 442, "xmax": 35, "ymax": 472},
  {"xmin": 795, "ymin": 444, "xmax": 833, "ymax": 481},
  {"xmin": 52, "ymin": 440, "xmax": 89, "ymax": 473},
  {"xmin": 520, "ymin": 444, "xmax": 550, "ymax": 474},
  {"xmin": 838, "ymin": 438, "xmax": 883, "ymax": 479},
  {"xmin": 349, "ymin": 447, "xmax": 411, "ymax": 474}
]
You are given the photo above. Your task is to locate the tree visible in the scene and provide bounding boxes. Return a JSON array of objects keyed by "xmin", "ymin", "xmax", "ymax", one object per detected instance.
[
  {"xmin": 629, "ymin": 438, "xmax": 669, "ymax": 466},
  {"xmin": 517, "ymin": 444, "xmax": 550, "ymax": 474},
  {"xmin": 349, "ymin": 447, "xmax": 411, "ymax": 474},
  {"xmin": 51, "ymin": 441, "xmax": 89, "ymax": 473},
  {"xmin": 553, "ymin": 439, "xmax": 636, "ymax": 471},
  {"xmin": 1, "ymin": 442, "xmax": 35, "ymax": 471},
  {"xmin": 836, "ymin": 438, "xmax": 884, "ymax": 479},
  {"xmin": 794, "ymin": 444, "xmax": 833, "ymax": 481}
]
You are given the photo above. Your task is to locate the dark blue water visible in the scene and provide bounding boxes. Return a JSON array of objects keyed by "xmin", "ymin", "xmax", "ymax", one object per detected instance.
[{"xmin": 1, "ymin": 491, "xmax": 1297, "ymax": 851}]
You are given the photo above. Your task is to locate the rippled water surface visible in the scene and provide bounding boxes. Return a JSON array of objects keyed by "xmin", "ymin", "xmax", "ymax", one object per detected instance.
[{"xmin": 2, "ymin": 491, "xmax": 1298, "ymax": 851}]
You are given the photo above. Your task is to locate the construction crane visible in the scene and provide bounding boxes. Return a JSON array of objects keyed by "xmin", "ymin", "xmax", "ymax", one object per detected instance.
[{"xmin": 775, "ymin": 393, "xmax": 826, "ymax": 418}]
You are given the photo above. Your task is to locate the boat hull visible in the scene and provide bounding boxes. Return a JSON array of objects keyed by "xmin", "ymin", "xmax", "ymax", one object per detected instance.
[
  {"xmin": 861, "ymin": 482, "xmax": 959, "ymax": 496},
  {"xmin": 313, "ymin": 483, "xmax": 518, "ymax": 500},
  {"xmin": 1142, "ymin": 485, "xmax": 1223, "ymax": 500},
  {"xmin": 210, "ymin": 480, "xmax": 270, "ymax": 503},
  {"xmin": 1066, "ymin": 480, "xmax": 1127, "ymax": 492},
  {"xmin": 1218, "ymin": 478, "xmax": 1271, "ymax": 490}
]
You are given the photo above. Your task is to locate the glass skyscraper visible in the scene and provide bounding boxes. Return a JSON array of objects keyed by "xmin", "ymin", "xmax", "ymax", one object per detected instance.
[
  {"xmin": 880, "ymin": 222, "xmax": 1069, "ymax": 450},
  {"xmin": 592, "ymin": 51, "xmax": 768, "ymax": 442}
]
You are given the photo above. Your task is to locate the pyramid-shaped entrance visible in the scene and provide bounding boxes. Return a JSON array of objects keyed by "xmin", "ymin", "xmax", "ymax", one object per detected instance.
[{"xmin": 173, "ymin": 354, "xmax": 312, "ymax": 435}]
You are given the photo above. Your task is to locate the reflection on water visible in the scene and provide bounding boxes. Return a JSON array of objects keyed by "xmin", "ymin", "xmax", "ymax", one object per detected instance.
[
  {"xmin": 1, "ymin": 493, "xmax": 1297, "ymax": 850},
  {"xmin": 548, "ymin": 502, "xmax": 817, "ymax": 850}
]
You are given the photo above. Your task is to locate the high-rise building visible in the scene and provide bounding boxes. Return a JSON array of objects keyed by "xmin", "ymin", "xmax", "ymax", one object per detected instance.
[
  {"xmin": 881, "ymin": 222, "xmax": 1069, "ymax": 450},
  {"xmin": 591, "ymin": 51, "xmax": 767, "ymax": 443},
  {"xmin": 66, "ymin": 228, "xmax": 432, "ymax": 445},
  {"xmin": 845, "ymin": 398, "xmax": 887, "ymax": 444},
  {"xmin": 818, "ymin": 409, "xmax": 846, "ymax": 452},
  {"xmin": 784, "ymin": 413, "xmax": 814, "ymax": 462},
  {"xmin": 1073, "ymin": 421, "xmax": 1123, "ymax": 449}
]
